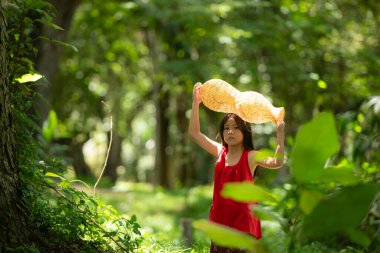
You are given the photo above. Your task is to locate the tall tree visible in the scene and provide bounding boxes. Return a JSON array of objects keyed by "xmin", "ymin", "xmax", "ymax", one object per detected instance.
[{"xmin": 0, "ymin": 4, "xmax": 35, "ymax": 249}]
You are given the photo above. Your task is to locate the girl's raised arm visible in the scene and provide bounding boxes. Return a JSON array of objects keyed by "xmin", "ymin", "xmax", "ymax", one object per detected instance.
[
  {"xmin": 188, "ymin": 82, "xmax": 222, "ymax": 158},
  {"xmin": 250, "ymin": 120, "xmax": 285, "ymax": 169}
]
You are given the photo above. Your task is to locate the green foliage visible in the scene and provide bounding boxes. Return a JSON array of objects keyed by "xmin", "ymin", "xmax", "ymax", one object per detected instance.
[
  {"xmin": 23, "ymin": 161, "xmax": 143, "ymax": 252},
  {"xmin": 302, "ymin": 183, "xmax": 378, "ymax": 242},
  {"xmin": 292, "ymin": 112, "xmax": 340, "ymax": 182},
  {"xmin": 5, "ymin": 1, "xmax": 144, "ymax": 251}
]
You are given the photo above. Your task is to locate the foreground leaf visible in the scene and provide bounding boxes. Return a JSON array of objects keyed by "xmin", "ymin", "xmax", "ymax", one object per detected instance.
[
  {"xmin": 291, "ymin": 112, "xmax": 339, "ymax": 182},
  {"xmin": 193, "ymin": 219, "xmax": 259, "ymax": 251},
  {"xmin": 302, "ymin": 183, "xmax": 379, "ymax": 238},
  {"xmin": 221, "ymin": 182, "xmax": 277, "ymax": 203}
]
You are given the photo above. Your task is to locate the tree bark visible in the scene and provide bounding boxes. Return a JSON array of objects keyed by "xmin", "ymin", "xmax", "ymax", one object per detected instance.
[
  {"xmin": 144, "ymin": 29, "xmax": 170, "ymax": 188},
  {"xmin": 177, "ymin": 93, "xmax": 191, "ymax": 186},
  {"xmin": 0, "ymin": 5, "xmax": 34, "ymax": 249},
  {"xmin": 154, "ymin": 88, "xmax": 170, "ymax": 188}
]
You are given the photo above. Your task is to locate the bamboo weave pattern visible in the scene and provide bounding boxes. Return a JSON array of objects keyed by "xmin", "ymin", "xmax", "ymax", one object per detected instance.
[{"xmin": 200, "ymin": 79, "xmax": 285, "ymax": 124}]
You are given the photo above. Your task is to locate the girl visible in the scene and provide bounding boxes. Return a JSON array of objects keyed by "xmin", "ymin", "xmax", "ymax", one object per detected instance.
[{"xmin": 188, "ymin": 82, "xmax": 285, "ymax": 253}]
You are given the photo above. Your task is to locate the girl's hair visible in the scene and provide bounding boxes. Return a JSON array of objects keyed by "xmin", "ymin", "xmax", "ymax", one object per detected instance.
[{"xmin": 218, "ymin": 113, "xmax": 254, "ymax": 150}]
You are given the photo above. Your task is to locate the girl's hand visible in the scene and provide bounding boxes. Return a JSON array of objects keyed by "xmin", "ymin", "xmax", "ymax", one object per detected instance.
[{"xmin": 193, "ymin": 82, "xmax": 202, "ymax": 105}]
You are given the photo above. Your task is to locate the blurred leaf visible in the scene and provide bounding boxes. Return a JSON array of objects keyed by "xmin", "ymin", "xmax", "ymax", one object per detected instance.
[
  {"xmin": 42, "ymin": 110, "xmax": 58, "ymax": 141},
  {"xmin": 69, "ymin": 179, "xmax": 90, "ymax": 189},
  {"xmin": 193, "ymin": 219, "xmax": 259, "ymax": 251},
  {"xmin": 292, "ymin": 112, "xmax": 339, "ymax": 182},
  {"xmin": 221, "ymin": 182, "xmax": 277, "ymax": 203},
  {"xmin": 254, "ymin": 149, "xmax": 281, "ymax": 162},
  {"xmin": 302, "ymin": 183, "xmax": 379, "ymax": 238},
  {"xmin": 318, "ymin": 167, "xmax": 359, "ymax": 185},
  {"xmin": 345, "ymin": 227, "xmax": 371, "ymax": 247},
  {"xmin": 299, "ymin": 189, "xmax": 324, "ymax": 215},
  {"xmin": 252, "ymin": 205, "xmax": 283, "ymax": 225},
  {"xmin": 317, "ymin": 80, "xmax": 327, "ymax": 89},
  {"xmin": 15, "ymin": 73, "xmax": 43, "ymax": 83}
]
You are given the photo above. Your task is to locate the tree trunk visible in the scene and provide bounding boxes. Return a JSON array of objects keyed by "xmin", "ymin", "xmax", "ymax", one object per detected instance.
[
  {"xmin": 177, "ymin": 93, "xmax": 191, "ymax": 186},
  {"xmin": 103, "ymin": 74, "xmax": 123, "ymax": 184},
  {"xmin": 34, "ymin": 0, "xmax": 82, "ymax": 125},
  {"xmin": 154, "ymin": 88, "xmax": 170, "ymax": 188},
  {"xmin": 144, "ymin": 29, "xmax": 170, "ymax": 188},
  {"xmin": 0, "ymin": 5, "xmax": 34, "ymax": 249}
]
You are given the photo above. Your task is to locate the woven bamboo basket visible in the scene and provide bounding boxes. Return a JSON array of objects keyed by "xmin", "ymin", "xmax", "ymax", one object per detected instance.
[
  {"xmin": 199, "ymin": 79, "xmax": 285, "ymax": 124},
  {"xmin": 199, "ymin": 79, "xmax": 239, "ymax": 113},
  {"xmin": 235, "ymin": 91, "xmax": 285, "ymax": 124}
]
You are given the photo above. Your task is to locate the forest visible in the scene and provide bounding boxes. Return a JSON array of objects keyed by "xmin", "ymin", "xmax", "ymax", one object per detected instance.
[{"xmin": 1, "ymin": 0, "xmax": 379, "ymax": 252}]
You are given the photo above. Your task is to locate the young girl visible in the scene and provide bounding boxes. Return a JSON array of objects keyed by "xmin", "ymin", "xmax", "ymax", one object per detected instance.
[{"xmin": 188, "ymin": 82, "xmax": 285, "ymax": 253}]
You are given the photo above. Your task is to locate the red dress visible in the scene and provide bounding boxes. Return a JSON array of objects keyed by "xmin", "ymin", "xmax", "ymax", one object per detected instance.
[{"xmin": 209, "ymin": 147, "xmax": 262, "ymax": 240}]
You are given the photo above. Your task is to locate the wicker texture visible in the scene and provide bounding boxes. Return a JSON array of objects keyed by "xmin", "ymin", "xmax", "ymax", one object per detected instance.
[
  {"xmin": 199, "ymin": 79, "xmax": 239, "ymax": 113},
  {"xmin": 200, "ymin": 79, "xmax": 285, "ymax": 124}
]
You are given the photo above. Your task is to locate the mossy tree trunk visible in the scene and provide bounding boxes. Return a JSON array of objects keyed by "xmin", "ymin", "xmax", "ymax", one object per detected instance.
[{"xmin": 0, "ymin": 5, "xmax": 35, "ymax": 249}]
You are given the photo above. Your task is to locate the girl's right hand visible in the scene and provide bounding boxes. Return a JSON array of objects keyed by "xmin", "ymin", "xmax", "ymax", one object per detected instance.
[{"xmin": 193, "ymin": 82, "xmax": 202, "ymax": 105}]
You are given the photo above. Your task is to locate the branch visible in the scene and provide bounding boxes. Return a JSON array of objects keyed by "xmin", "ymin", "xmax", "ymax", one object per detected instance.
[{"xmin": 93, "ymin": 101, "xmax": 113, "ymax": 196}]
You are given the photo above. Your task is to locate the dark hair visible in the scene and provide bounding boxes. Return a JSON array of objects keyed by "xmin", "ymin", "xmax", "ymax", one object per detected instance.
[{"xmin": 218, "ymin": 113, "xmax": 254, "ymax": 150}]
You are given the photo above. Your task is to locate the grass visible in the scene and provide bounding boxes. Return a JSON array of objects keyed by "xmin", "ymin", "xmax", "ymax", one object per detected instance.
[
  {"xmin": 91, "ymin": 182, "xmax": 299, "ymax": 252},
  {"xmin": 90, "ymin": 182, "xmax": 354, "ymax": 253},
  {"xmin": 95, "ymin": 182, "xmax": 213, "ymax": 252}
]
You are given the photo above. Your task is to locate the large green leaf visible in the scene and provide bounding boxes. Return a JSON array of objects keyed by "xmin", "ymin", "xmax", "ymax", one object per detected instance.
[
  {"xmin": 221, "ymin": 182, "xmax": 277, "ymax": 203},
  {"xmin": 299, "ymin": 189, "xmax": 324, "ymax": 215},
  {"xmin": 193, "ymin": 219, "xmax": 261, "ymax": 251},
  {"xmin": 302, "ymin": 183, "xmax": 378, "ymax": 238},
  {"xmin": 291, "ymin": 112, "xmax": 340, "ymax": 182}
]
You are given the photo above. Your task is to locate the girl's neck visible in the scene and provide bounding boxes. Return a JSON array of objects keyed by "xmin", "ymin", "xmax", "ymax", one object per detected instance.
[{"xmin": 227, "ymin": 144, "xmax": 244, "ymax": 154}]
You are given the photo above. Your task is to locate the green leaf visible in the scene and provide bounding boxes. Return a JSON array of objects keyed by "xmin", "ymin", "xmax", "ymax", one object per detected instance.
[
  {"xmin": 193, "ymin": 219, "xmax": 258, "ymax": 251},
  {"xmin": 45, "ymin": 172, "xmax": 64, "ymax": 180},
  {"xmin": 15, "ymin": 73, "xmax": 44, "ymax": 83},
  {"xmin": 69, "ymin": 179, "xmax": 90, "ymax": 189},
  {"xmin": 252, "ymin": 206, "xmax": 283, "ymax": 225},
  {"xmin": 317, "ymin": 80, "xmax": 327, "ymax": 89},
  {"xmin": 39, "ymin": 36, "xmax": 78, "ymax": 52},
  {"xmin": 254, "ymin": 149, "xmax": 281, "ymax": 162},
  {"xmin": 299, "ymin": 189, "xmax": 324, "ymax": 215},
  {"xmin": 302, "ymin": 183, "xmax": 379, "ymax": 238},
  {"xmin": 318, "ymin": 166, "xmax": 359, "ymax": 185},
  {"xmin": 221, "ymin": 182, "xmax": 277, "ymax": 202},
  {"xmin": 59, "ymin": 180, "xmax": 72, "ymax": 189},
  {"xmin": 345, "ymin": 227, "xmax": 371, "ymax": 247},
  {"xmin": 42, "ymin": 110, "xmax": 58, "ymax": 141},
  {"xmin": 291, "ymin": 112, "xmax": 339, "ymax": 182},
  {"xmin": 35, "ymin": 18, "xmax": 64, "ymax": 30}
]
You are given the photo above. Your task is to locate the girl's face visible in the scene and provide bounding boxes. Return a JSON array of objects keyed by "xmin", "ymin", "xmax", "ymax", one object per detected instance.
[{"xmin": 223, "ymin": 117, "xmax": 244, "ymax": 147}]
